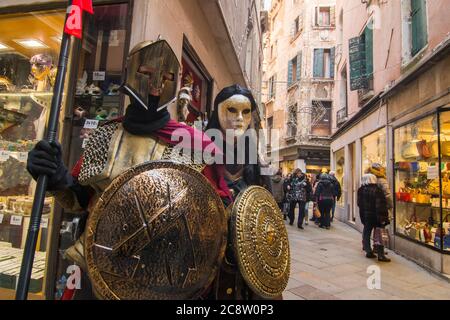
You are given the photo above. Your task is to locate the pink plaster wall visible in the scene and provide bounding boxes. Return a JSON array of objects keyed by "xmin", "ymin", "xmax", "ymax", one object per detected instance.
[{"xmin": 333, "ymin": 0, "xmax": 450, "ymax": 131}]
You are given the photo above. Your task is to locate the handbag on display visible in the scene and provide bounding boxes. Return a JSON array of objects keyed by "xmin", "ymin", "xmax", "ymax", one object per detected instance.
[
  {"xmin": 441, "ymin": 141, "xmax": 450, "ymax": 157},
  {"xmin": 395, "ymin": 162, "xmax": 412, "ymax": 171},
  {"xmin": 428, "ymin": 140, "xmax": 439, "ymax": 159},
  {"xmin": 396, "ymin": 188, "xmax": 412, "ymax": 202},
  {"xmin": 426, "ymin": 180, "xmax": 450, "ymax": 197},
  {"xmin": 401, "ymin": 142, "xmax": 420, "ymax": 160},
  {"xmin": 415, "ymin": 191, "xmax": 431, "ymax": 204},
  {"xmin": 410, "ymin": 162, "xmax": 420, "ymax": 172},
  {"xmin": 444, "ymin": 235, "xmax": 450, "ymax": 250},
  {"xmin": 419, "ymin": 162, "xmax": 428, "ymax": 172},
  {"xmin": 424, "ymin": 225, "xmax": 433, "ymax": 243},
  {"xmin": 416, "ymin": 140, "xmax": 432, "ymax": 159}
]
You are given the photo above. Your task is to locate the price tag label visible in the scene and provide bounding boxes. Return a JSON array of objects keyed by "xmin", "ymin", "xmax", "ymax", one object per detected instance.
[
  {"xmin": 18, "ymin": 152, "xmax": 28, "ymax": 163},
  {"xmin": 40, "ymin": 217, "xmax": 49, "ymax": 229},
  {"xmin": 81, "ymin": 139, "xmax": 89, "ymax": 149},
  {"xmin": 83, "ymin": 119, "xmax": 99, "ymax": 129},
  {"xmin": 0, "ymin": 214, "xmax": 4, "ymax": 224},
  {"xmin": 93, "ymin": 71, "xmax": 106, "ymax": 81},
  {"xmin": 0, "ymin": 150, "xmax": 10, "ymax": 161},
  {"xmin": 10, "ymin": 215, "xmax": 23, "ymax": 226},
  {"xmin": 428, "ymin": 166, "xmax": 438, "ymax": 180}
]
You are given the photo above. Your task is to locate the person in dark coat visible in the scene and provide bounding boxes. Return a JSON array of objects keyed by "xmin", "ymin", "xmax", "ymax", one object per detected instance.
[
  {"xmin": 288, "ymin": 169, "xmax": 312, "ymax": 229},
  {"xmin": 271, "ymin": 169, "xmax": 285, "ymax": 211},
  {"xmin": 282, "ymin": 173, "xmax": 292, "ymax": 220},
  {"xmin": 357, "ymin": 173, "xmax": 390, "ymax": 262},
  {"xmin": 314, "ymin": 173, "xmax": 335, "ymax": 229}
]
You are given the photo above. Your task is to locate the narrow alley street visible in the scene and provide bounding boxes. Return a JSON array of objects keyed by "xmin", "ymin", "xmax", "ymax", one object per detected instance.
[{"xmin": 284, "ymin": 220, "xmax": 450, "ymax": 300}]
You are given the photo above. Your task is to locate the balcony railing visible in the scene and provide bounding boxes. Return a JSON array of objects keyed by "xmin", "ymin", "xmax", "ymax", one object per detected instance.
[{"xmin": 336, "ymin": 107, "xmax": 348, "ymax": 126}]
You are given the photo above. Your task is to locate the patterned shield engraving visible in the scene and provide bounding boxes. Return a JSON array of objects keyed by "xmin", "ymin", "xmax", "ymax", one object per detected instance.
[
  {"xmin": 85, "ymin": 161, "xmax": 227, "ymax": 299},
  {"xmin": 231, "ymin": 186, "xmax": 290, "ymax": 298}
]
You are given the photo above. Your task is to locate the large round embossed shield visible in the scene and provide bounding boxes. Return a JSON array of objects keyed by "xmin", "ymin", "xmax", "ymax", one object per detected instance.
[
  {"xmin": 85, "ymin": 161, "xmax": 227, "ymax": 300},
  {"xmin": 231, "ymin": 186, "xmax": 290, "ymax": 298}
]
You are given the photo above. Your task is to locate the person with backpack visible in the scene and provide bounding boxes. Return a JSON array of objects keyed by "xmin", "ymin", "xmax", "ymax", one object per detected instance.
[{"xmin": 314, "ymin": 173, "xmax": 336, "ymax": 229}]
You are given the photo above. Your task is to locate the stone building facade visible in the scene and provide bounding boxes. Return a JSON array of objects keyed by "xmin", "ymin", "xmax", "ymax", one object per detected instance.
[{"xmin": 262, "ymin": 0, "xmax": 336, "ymax": 175}]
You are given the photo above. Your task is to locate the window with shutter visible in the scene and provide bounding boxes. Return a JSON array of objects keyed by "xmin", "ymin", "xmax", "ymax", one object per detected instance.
[
  {"xmin": 330, "ymin": 47, "xmax": 335, "ymax": 79},
  {"xmin": 365, "ymin": 22, "xmax": 373, "ymax": 76},
  {"xmin": 330, "ymin": 6, "xmax": 336, "ymax": 26},
  {"xmin": 349, "ymin": 35, "xmax": 368, "ymax": 90},
  {"xmin": 314, "ymin": 7, "xmax": 319, "ymax": 27},
  {"xmin": 313, "ymin": 49, "xmax": 324, "ymax": 77},
  {"xmin": 411, "ymin": 0, "xmax": 427, "ymax": 56},
  {"xmin": 296, "ymin": 52, "xmax": 302, "ymax": 81},
  {"xmin": 287, "ymin": 60, "xmax": 293, "ymax": 87}
]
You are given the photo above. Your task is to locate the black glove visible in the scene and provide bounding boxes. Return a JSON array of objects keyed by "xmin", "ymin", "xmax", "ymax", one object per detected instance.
[{"xmin": 27, "ymin": 140, "xmax": 72, "ymax": 191}]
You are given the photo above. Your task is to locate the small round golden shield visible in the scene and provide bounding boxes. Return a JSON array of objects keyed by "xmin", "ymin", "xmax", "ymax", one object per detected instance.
[
  {"xmin": 85, "ymin": 161, "xmax": 227, "ymax": 300},
  {"xmin": 231, "ymin": 186, "xmax": 290, "ymax": 298}
]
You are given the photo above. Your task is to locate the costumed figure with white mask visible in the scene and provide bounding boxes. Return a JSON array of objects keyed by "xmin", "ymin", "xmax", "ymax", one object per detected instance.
[{"xmin": 204, "ymin": 84, "xmax": 290, "ymax": 300}]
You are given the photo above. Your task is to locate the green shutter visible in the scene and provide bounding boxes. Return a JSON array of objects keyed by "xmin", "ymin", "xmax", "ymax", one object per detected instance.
[
  {"xmin": 412, "ymin": 0, "xmax": 428, "ymax": 56},
  {"xmin": 349, "ymin": 35, "xmax": 368, "ymax": 91},
  {"xmin": 287, "ymin": 60, "xmax": 293, "ymax": 86},
  {"xmin": 313, "ymin": 49, "xmax": 324, "ymax": 77},
  {"xmin": 296, "ymin": 52, "xmax": 302, "ymax": 81},
  {"xmin": 330, "ymin": 47, "xmax": 335, "ymax": 79},
  {"xmin": 365, "ymin": 22, "xmax": 373, "ymax": 76}
]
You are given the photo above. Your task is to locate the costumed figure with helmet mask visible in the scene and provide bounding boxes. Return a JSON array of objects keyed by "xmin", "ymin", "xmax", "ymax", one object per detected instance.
[{"xmin": 26, "ymin": 39, "xmax": 232, "ymax": 300}]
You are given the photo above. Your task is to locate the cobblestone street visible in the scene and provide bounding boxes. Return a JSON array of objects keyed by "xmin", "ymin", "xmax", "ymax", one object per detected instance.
[{"xmin": 284, "ymin": 220, "xmax": 450, "ymax": 300}]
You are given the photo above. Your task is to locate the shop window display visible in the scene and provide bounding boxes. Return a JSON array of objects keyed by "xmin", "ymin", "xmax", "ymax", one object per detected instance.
[
  {"xmin": 334, "ymin": 148, "xmax": 345, "ymax": 207},
  {"xmin": 68, "ymin": 4, "xmax": 128, "ymax": 167},
  {"xmin": 393, "ymin": 112, "xmax": 450, "ymax": 251},
  {"xmin": 362, "ymin": 128, "xmax": 386, "ymax": 175},
  {"xmin": 54, "ymin": 3, "xmax": 130, "ymax": 300},
  {"xmin": 0, "ymin": 9, "xmax": 65, "ymax": 298}
]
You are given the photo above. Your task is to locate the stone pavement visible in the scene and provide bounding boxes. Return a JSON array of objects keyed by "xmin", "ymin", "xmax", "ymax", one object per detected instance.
[{"xmin": 283, "ymin": 219, "xmax": 450, "ymax": 300}]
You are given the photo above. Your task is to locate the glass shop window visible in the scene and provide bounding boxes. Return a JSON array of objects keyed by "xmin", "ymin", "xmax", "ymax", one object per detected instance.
[
  {"xmin": 68, "ymin": 3, "xmax": 129, "ymax": 169},
  {"xmin": 54, "ymin": 3, "xmax": 131, "ymax": 300},
  {"xmin": 334, "ymin": 148, "xmax": 345, "ymax": 207},
  {"xmin": 361, "ymin": 128, "xmax": 387, "ymax": 175},
  {"xmin": 394, "ymin": 115, "xmax": 441, "ymax": 250},
  {"xmin": 0, "ymin": 9, "xmax": 66, "ymax": 299}
]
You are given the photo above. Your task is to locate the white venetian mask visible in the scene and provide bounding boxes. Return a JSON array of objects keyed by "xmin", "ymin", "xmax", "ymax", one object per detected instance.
[{"xmin": 218, "ymin": 94, "xmax": 252, "ymax": 137}]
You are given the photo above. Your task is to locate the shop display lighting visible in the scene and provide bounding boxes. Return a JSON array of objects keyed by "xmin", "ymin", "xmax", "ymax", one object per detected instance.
[{"xmin": 13, "ymin": 39, "xmax": 49, "ymax": 49}]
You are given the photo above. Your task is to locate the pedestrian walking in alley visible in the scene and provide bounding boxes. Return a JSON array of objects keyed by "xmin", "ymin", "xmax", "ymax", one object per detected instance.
[
  {"xmin": 357, "ymin": 173, "xmax": 391, "ymax": 262},
  {"xmin": 329, "ymin": 171, "xmax": 342, "ymax": 222},
  {"xmin": 288, "ymin": 169, "xmax": 312, "ymax": 229},
  {"xmin": 271, "ymin": 169, "xmax": 285, "ymax": 212},
  {"xmin": 314, "ymin": 173, "xmax": 335, "ymax": 229},
  {"xmin": 282, "ymin": 173, "xmax": 292, "ymax": 220}
]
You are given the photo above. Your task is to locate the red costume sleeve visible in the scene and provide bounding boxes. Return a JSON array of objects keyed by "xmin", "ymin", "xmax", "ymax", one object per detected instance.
[{"xmin": 202, "ymin": 164, "xmax": 233, "ymax": 204}]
